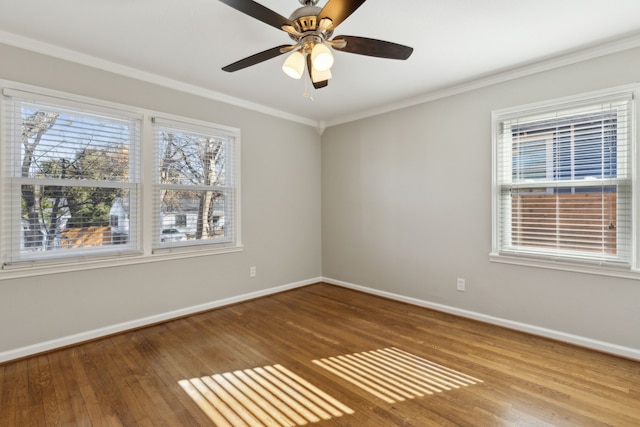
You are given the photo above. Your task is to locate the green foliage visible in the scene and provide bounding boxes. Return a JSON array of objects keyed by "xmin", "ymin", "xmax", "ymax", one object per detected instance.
[
  {"xmin": 24, "ymin": 149, "xmax": 127, "ymax": 234},
  {"xmin": 36, "ymin": 148, "xmax": 127, "ymax": 228}
]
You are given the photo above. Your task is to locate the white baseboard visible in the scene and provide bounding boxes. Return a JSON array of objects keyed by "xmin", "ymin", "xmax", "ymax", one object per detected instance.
[
  {"xmin": 0, "ymin": 277, "xmax": 321, "ymax": 364},
  {"xmin": 322, "ymin": 277, "xmax": 640, "ymax": 361},
  {"xmin": 4, "ymin": 276, "xmax": 638, "ymax": 363}
]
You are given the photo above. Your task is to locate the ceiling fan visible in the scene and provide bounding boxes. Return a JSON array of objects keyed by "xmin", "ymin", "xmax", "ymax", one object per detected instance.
[{"xmin": 219, "ymin": 0, "xmax": 414, "ymax": 89}]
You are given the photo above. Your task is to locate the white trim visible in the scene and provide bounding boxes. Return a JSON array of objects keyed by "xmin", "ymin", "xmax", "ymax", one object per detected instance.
[
  {"xmin": 151, "ymin": 113, "xmax": 241, "ymax": 253},
  {"xmin": 0, "ymin": 245, "xmax": 244, "ymax": 280},
  {"xmin": 151, "ymin": 114, "xmax": 239, "ymax": 137},
  {"xmin": 325, "ymin": 33, "xmax": 640, "ymax": 127},
  {"xmin": 0, "ymin": 277, "xmax": 321, "ymax": 363},
  {"xmin": 322, "ymin": 277, "xmax": 640, "ymax": 361},
  {"xmin": 0, "ymin": 80, "xmax": 245, "ymax": 278},
  {"xmin": 489, "ymin": 252, "xmax": 640, "ymax": 280},
  {"xmin": 2, "ymin": 30, "xmax": 640, "ymax": 129},
  {"xmin": 2, "ymin": 277, "xmax": 638, "ymax": 363},
  {"xmin": 491, "ymin": 83, "xmax": 638, "ymax": 119},
  {"xmin": 0, "ymin": 31, "xmax": 317, "ymax": 128},
  {"xmin": 491, "ymin": 84, "xmax": 640, "ymax": 270}
]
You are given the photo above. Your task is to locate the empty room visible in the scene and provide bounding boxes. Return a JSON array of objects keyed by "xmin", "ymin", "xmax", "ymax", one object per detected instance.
[{"xmin": 1, "ymin": 1, "xmax": 639, "ymax": 425}]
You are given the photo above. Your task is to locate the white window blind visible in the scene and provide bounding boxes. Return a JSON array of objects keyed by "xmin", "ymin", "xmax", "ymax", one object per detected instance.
[
  {"xmin": 493, "ymin": 91, "xmax": 633, "ymax": 267},
  {"xmin": 152, "ymin": 117, "xmax": 238, "ymax": 252},
  {"xmin": 1, "ymin": 89, "xmax": 141, "ymax": 267}
]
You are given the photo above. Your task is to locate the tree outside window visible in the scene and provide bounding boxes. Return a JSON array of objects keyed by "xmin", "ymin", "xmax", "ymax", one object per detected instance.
[
  {"xmin": 4, "ymin": 96, "xmax": 139, "ymax": 263},
  {"xmin": 153, "ymin": 118, "xmax": 236, "ymax": 248}
]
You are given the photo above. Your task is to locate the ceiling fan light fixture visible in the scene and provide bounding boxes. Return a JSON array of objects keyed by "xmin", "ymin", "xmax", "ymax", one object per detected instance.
[
  {"xmin": 311, "ymin": 42, "xmax": 334, "ymax": 71},
  {"xmin": 282, "ymin": 50, "xmax": 305, "ymax": 79},
  {"xmin": 220, "ymin": 0, "xmax": 414, "ymax": 90},
  {"xmin": 311, "ymin": 66, "xmax": 332, "ymax": 83}
]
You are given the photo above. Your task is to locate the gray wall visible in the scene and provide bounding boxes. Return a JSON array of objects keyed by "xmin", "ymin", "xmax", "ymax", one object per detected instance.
[
  {"xmin": 322, "ymin": 47, "xmax": 640, "ymax": 352},
  {"xmin": 0, "ymin": 43, "xmax": 322, "ymax": 356},
  {"xmin": 2, "ymin": 41, "xmax": 639, "ymax": 360}
]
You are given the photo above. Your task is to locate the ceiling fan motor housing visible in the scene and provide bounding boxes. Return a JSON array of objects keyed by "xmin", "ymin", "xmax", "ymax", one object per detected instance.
[
  {"xmin": 290, "ymin": 6, "xmax": 321, "ymax": 31},
  {"xmin": 288, "ymin": 6, "xmax": 334, "ymax": 44},
  {"xmin": 220, "ymin": 0, "xmax": 414, "ymax": 86}
]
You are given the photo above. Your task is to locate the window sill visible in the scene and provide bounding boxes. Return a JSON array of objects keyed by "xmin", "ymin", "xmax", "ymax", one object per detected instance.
[
  {"xmin": 489, "ymin": 252, "xmax": 640, "ymax": 280},
  {"xmin": 0, "ymin": 244, "xmax": 244, "ymax": 281}
]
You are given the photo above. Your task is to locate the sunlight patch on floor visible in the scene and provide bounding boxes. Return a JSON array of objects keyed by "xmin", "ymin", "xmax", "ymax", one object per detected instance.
[
  {"xmin": 179, "ymin": 364, "xmax": 353, "ymax": 427},
  {"xmin": 313, "ymin": 347, "xmax": 482, "ymax": 404}
]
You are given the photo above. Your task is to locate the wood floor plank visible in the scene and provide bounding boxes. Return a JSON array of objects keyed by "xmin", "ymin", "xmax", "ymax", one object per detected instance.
[
  {"xmin": 26, "ymin": 356, "xmax": 47, "ymax": 425},
  {"xmin": 47, "ymin": 349, "xmax": 92, "ymax": 426},
  {"xmin": 36, "ymin": 354, "xmax": 62, "ymax": 425},
  {"xmin": 1, "ymin": 283, "xmax": 639, "ymax": 426},
  {"xmin": 0, "ymin": 362, "xmax": 28, "ymax": 426},
  {"xmin": 111, "ymin": 333, "xmax": 198, "ymax": 426},
  {"xmin": 109, "ymin": 325, "xmax": 214, "ymax": 426}
]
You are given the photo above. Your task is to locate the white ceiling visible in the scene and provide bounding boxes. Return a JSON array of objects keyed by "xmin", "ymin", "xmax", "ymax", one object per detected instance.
[{"xmin": 1, "ymin": 0, "xmax": 640, "ymax": 127}]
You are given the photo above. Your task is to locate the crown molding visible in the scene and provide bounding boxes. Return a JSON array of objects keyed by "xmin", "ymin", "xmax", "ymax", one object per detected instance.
[
  {"xmin": 2, "ymin": 30, "xmax": 640, "ymax": 130},
  {"xmin": 324, "ymin": 32, "xmax": 640, "ymax": 127},
  {"xmin": 0, "ymin": 30, "xmax": 317, "ymax": 128}
]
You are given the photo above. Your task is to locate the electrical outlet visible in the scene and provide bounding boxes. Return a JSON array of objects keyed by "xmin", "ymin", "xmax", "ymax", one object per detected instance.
[
  {"xmin": 250, "ymin": 266, "xmax": 256, "ymax": 278},
  {"xmin": 456, "ymin": 278, "xmax": 466, "ymax": 292}
]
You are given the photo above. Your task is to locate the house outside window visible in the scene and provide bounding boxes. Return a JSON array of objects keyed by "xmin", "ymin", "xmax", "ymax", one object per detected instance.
[
  {"xmin": 175, "ymin": 214, "xmax": 187, "ymax": 228},
  {"xmin": 492, "ymin": 86, "xmax": 636, "ymax": 270}
]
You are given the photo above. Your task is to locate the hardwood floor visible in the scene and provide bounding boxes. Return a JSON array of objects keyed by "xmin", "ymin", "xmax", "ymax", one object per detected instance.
[{"xmin": 1, "ymin": 283, "xmax": 639, "ymax": 426}]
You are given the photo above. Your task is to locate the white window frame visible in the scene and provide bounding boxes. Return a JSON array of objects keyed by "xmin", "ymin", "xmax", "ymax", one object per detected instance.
[
  {"xmin": 151, "ymin": 115, "xmax": 241, "ymax": 254},
  {"xmin": 491, "ymin": 84, "xmax": 640, "ymax": 278},
  {"xmin": 0, "ymin": 81, "xmax": 242, "ymax": 280}
]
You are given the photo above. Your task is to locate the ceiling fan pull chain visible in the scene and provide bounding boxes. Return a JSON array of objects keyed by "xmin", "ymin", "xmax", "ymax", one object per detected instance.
[{"xmin": 303, "ymin": 76, "xmax": 314, "ymax": 101}]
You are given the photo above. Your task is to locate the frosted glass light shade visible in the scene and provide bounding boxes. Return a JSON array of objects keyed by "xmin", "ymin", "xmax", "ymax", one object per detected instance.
[
  {"xmin": 282, "ymin": 51, "xmax": 305, "ymax": 79},
  {"xmin": 311, "ymin": 67, "xmax": 332, "ymax": 83},
  {"xmin": 311, "ymin": 43, "xmax": 334, "ymax": 72}
]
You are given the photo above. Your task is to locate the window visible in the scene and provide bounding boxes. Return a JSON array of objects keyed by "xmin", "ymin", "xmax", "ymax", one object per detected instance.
[
  {"xmin": 1, "ymin": 89, "xmax": 140, "ymax": 267},
  {"xmin": 152, "ymin": 117, "xmax": 238, "ymax": 251},
  {"xmin": 1, "ymin": 83, "xmax": 241, "ymax": 276},
  {"xmin": 492, "ymin": 87, "xmax": 635, "ymax": 269}
]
